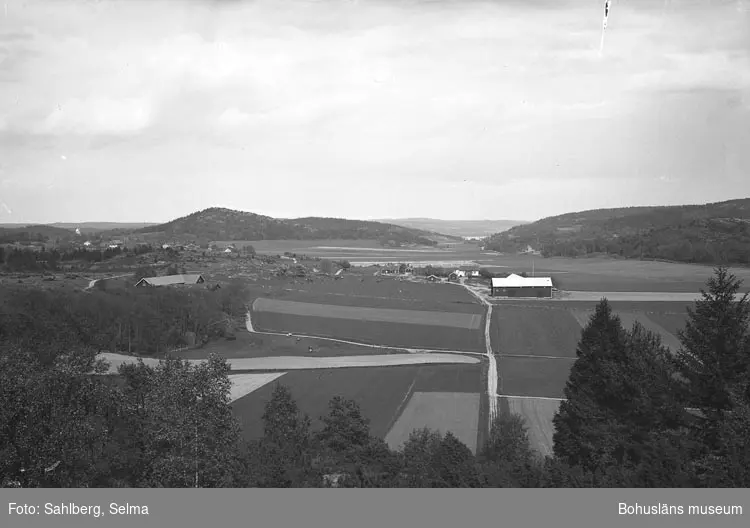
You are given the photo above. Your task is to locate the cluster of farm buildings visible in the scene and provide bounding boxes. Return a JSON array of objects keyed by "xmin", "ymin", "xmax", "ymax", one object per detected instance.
[{"xmin": 128, "ymin": 263, "xmax": 554, "ymax": 299}]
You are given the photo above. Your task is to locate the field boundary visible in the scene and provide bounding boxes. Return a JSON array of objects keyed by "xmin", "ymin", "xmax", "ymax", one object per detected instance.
[
  {"xmin": 245, "ymin": 308, "xmax": 487, "ymax": 357},
  {"xmin": 253, "ymin": 297, "xmax": 483, "ymax": 329},
  {"xmin": 500, "ymin": 354, "xmax": 577, "ymax": 360}
]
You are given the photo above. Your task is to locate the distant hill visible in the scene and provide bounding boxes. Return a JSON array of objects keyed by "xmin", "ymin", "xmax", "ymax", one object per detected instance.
[
  {"xmin": 51, "ymin": 222, "xmax": 158, "ymax": 234},
  {"xmin": 376, "ymin": 218, "xmax": 528, "ymax": 238},
  {"xmin": 485, "ymin": 198, "xmax": 750, "ymax": 265},
  {"xmin": 0, "ymin": 224, "xmax": 77, "ymax": 244},
  {"xmin": 136, "ymin": 208, "xmax": 456, "ymax": 246}
]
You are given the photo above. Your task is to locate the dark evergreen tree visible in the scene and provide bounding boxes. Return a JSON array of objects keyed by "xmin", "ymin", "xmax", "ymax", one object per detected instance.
[
  {"xmin": 478, "ymin": 413, "xmax": 543, "ymax": 487},
  {"xmin": 553, "ymin": 299, "xmax": 683, "ymax": 472},
  {"xmin": 675, "ymin": 266, "xmax": 750, "ymax": 424}
]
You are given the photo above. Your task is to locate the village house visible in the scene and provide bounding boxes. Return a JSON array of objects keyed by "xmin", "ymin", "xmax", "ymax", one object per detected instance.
[
  {"xmin": 448, "ymin": 270, "xmax": 466, "ymax": 282},
  {"xmin": 459, "ymin": 265, "xmax": 481, "ymax": 278}
]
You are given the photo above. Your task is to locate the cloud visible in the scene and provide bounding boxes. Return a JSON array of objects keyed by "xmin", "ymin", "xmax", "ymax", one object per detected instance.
[
  {"xmin": 216, "ymin": 107, "xmax": 252, "ymax": 127},
  {"xmin": 34, "ymin": 96, "xmax": 153, "ymax": 135},
  {"xmin": 0, "ymin": 0, "xmax": 748, "ymax": 222}
]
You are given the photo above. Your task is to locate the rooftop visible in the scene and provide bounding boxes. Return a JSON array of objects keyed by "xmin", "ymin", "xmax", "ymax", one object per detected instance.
[{"xmin": 491, "ymin": 273, "xmax": 552, "ymax": 288}]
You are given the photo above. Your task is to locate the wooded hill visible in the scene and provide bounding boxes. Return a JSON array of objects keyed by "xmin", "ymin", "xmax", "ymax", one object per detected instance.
[
  {"xmin": 485, "ymin": 198, "xmax": 750, "ymax": 265},
  {"xmin": 0, "ymin": 225, "xmax": 77, "ymax": 244},
  {"xmin": 136, "ymin": 208, "xmax": 455, "ymax": 246}
]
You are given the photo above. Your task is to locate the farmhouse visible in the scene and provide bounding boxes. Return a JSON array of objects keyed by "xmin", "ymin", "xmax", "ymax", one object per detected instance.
[
  {"xmin": 459, "ymin": 265, "xmax": 481, "ymax": 278},
  {"xmin": 490, "ymin": 273, "xmax": 552, "ymax": 298},
  {"xmin": 448, "ymin": 270, "xmax": 466, "ymax": 282},
  {"xmin": 134, "ymin": 274, "xmax": 206, "ymax": 287}
]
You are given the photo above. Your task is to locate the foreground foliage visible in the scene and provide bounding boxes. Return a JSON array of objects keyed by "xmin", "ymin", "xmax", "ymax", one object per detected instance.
[{"xmin": 1, "ymin": 267, "xmax": 749, "ymax": 487}]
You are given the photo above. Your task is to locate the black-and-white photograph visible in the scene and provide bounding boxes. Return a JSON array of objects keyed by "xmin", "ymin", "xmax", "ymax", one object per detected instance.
[{"xmin": 1, "ymin": 0, "xmax": 750, "ymax": 493}]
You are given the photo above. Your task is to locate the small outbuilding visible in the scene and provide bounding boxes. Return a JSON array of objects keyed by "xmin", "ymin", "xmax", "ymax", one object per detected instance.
[{"xmin": 490, "ymin": 273, "xmax": 552, "ymax": 298}]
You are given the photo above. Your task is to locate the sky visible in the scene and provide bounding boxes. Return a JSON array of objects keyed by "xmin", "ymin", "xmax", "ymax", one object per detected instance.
[{"xmin": 0, "ymin": 0, "xmax": 749, "ymax": 224}]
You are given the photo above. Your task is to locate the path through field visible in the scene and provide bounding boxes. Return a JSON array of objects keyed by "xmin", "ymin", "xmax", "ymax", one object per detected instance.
[
  {"xmin": 458, "ymin": 282, "xmax": 497, "ymax": 433},
  {"xmin": 245, "ymin": 310, "xmax": 486, "ymax": 356}
]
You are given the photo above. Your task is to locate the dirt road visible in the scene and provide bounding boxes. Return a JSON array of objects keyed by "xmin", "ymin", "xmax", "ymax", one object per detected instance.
[{"xmin": 458, "ymin": 282, "xmax": 498, "ymax": 433}]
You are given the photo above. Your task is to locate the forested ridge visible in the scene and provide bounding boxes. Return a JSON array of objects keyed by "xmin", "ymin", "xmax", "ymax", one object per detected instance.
[
  {"xmin": 486, "ymin": 198, "xmax": 750, "ymax": 265},
  {"xmin": 2, "ymin": 267, "xmax": 750, "ymax": 487},
  {"xmin": 136, "ymin": 208, "xmax": 446, "ymax": 246}
]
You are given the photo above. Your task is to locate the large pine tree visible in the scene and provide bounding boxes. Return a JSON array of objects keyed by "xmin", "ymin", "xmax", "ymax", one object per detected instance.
[
  {"xmin": 675, "ymin": 266, "xmax": 750, "ymax": 419},
  {"xmin": 553, "ymin": 299, "xmax": 682, "ymax": 472}
]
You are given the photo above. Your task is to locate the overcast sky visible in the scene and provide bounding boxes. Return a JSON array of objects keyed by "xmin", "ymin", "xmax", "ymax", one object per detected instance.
[{"xmin": 1, "ymin": 0, "xmax": 749, "ymax": 224}]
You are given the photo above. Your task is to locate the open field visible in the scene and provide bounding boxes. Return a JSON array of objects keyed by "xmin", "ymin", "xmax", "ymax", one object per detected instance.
[
  {"xmin": 231, "ymin": 363, "xmax": 485, "ymax": 444},
  {"xmin": 268, "ymin": 274, "xmax": 482, "ymax": 306},
  {"xmin": 251, "ymin": 310, "xmax": 485, "ymax": 352},
  {"xmin": 570, "ymin": 308, "xmax": 683, "ymax": 352},
  {"xmin": 478, "ymin": 255, "xmax": 750, "ymax": 293},
  {"xmin": 491, "ymin": 305, "xmax": 581, "ymax": 358},
  {"xmin": 385, "ymin": 392, "xmax": 481, "ymax": 454},
  {"xmin": 501, "ymin": 396, "xmax": 561, "ymax": 456},
  {"xmin": 253, "ymin": 298, "xmax": 483, "ymax": 329},
  {"xmin": 559, "ymin": 291, "xmax": 739, "ymax": 302},
  {"xmin": 228, "ymin": 373, "xmax": 287, "ymax": 402},
  {"xmin": 645, "ymin": 313, "xmax": 689, "ymax": 339},
  {"xmin": 563, "ymin": 300, "xmax": 689, "ymax": 352},
  {"xmin": 99, "ymin": 352, "xmax": 479, "ymax": 374},
  {"xmin": 487, "ymin": 299, "xmax": 689, "ymax": 351},
  {"xmin": 497, "ymin": 357, "xmax": 573, "ymax": 399},
  {"xmin": 268, "ymin": 287, "xmax": 483, "ymax": 313},
  {"xmin": 175, "ymin": 330, "xmax": 404, "ymax": 359}
]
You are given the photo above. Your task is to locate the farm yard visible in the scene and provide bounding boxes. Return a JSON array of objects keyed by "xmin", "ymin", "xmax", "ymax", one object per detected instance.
[{"xmin": 231, "ymin": 362, "xmax": 486, "ymax": 451}]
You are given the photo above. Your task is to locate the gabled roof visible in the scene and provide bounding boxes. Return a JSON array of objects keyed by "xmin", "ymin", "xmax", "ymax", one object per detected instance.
[
  {"xmin": 491, "ymin": 274, "xmax": 552, "ymax": 288},
  {"xmin": 135, "ymin": 274, "xmax": 205, "ymax": 287}
]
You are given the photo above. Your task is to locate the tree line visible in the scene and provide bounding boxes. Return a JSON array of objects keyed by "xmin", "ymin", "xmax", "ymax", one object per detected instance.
[
  {"xmin": 1, "ymin": 267, "xmax": 749, "ymax": 487},
  {"xmin": 0, "ymin": 281, "xmax": 248, "ymax": 356},
  {"xmin": 0, "ymin": 244, "xmax": 156, "ymax": 272}
]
